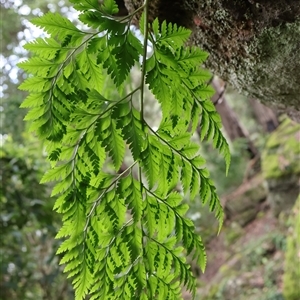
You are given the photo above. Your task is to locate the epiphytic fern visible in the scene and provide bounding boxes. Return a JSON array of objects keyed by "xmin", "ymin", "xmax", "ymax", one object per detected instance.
[{"xmin": 19, "ymin": 0, "xmax": 230, "ymax": 299}]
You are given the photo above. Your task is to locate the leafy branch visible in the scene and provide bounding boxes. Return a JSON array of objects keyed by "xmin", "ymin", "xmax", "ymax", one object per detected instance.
[{"xmin": 18, "ymin": 0, "xmax": 230, "ymax": 299}]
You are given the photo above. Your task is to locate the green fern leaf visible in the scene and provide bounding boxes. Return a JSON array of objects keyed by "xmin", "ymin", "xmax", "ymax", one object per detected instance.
[
  {"xmin": 19, "ymin": 77, "xmax": 51, "ymax": 92},
  {"xmin": 118, "ymin": 176, "xmax": 143, "ymax": 222},
  {"xmin": 69, "ymin": 0, "xmax": 99, "ymax": 11},
  {"xmin": 32, "ymin": 12, "xmax": 83, "ymax": 41},
  {"xmin": 76, "ymin": 50, "xmax": 103, "ymax": 92},
  {"xmin": 112, "ymin": 36, "xmax": 141, "ymax": 80},
  {"xmin": 23, "ymin": 37, "xmax": 67, "ymax": 60},
  {"xmin": 100, "ymin": 118, "xmax": 125, "ymax": 171},
  {"xmin": 98, "ymin": 44, "xmax": 126, "ymax": 86},
  {"xmin": 23, "ymin": 105, "xmax": 49, "ymax": 121},
  {"xmin": 190, "ymin": 167, "xmax": 200, "ymax": 200},
  {"xmin": 168, "ymin": 133, "xmax": 191, "ymax": 151},
  {"xmin": 181, "ymin": 143, "xmax": 200, "ymax": 159},
  {"xmin": 115, "ymin": 104, "xmax": 146, "ymax": 160},
  {"xmin": 177, "ymin": 47, "xmax": 209, "ymax": 69},
  {"xmin": 40, "ymin": 163, "xmax": 72, "ymax": 183},
  {"xmin": 158, "ymin": 20, "xmax": 191, "ymax": 50},
  {"xmin": 78, "ymin": 11, "xmax": 104, "ymax": 29},
  {"xmin": 19, "ymin": 92, "xmax": 45, "ymax": 109},
  {"xmin": 101, "ymin": 0, "xmax": 119, "ymax": 15},
  {"xmin": 141, "ymin": 140, "xmax": 160, "ymax": 189},
  {"xmin": 199, "ymin": 99, "xmax": 231, "ymax": 174},
  {"xmin": 18, "ymin": 57, "xmax": 60, "ymax": 77},
  {"xmin": 181, "ymin": 160, "xmax": 193, "ymax": 194}
]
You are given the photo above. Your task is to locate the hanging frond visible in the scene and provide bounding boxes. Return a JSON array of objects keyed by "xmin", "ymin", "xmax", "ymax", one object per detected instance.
[{"xmin": 19, "ymin": 1, "xmax": 230, "ymax": 299}]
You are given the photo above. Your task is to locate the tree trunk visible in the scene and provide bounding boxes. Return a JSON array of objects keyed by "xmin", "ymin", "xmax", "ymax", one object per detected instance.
[
  {"xmin": 123, "ymin": 0, "xmax": 300, "ymax": 122},
  {"xmin": 248, "ymin": 98, "xmax": 279, "ymax": 133},
  {"xmin": 211, "ymin": 77, "xmax": 258, "ymax": 158}
]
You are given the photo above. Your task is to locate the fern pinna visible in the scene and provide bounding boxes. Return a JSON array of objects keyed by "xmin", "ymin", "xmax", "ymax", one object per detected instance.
[{"xmin": 18, "ymin": 0, "xmax": 230, "ymax": 299}]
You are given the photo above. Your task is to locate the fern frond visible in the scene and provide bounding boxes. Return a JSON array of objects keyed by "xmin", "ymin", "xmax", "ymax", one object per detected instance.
[
  {"xmin": 19, "ymin": 5, "xmax": 230, "ymax": 299},
  {"xmin": 198, "ymin": 98, "xmax": 231, "ymax": 174}
]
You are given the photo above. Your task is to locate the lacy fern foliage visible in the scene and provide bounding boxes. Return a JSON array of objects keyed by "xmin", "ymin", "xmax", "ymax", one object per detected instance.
[{"xmin": 19, "ymin": 0, "xmax": 230, "ymax": 299}]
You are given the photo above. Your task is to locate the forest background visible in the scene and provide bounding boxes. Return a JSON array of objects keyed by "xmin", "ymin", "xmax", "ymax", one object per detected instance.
[{"xmin": 1, "ymin": 0, "xmax": 299, "ymax": 299}]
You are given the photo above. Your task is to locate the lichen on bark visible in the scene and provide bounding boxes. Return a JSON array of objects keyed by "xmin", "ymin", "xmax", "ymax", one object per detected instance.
[{"xmin": 123, "ymin": 0, "xmax": 300, "ymax": 121}]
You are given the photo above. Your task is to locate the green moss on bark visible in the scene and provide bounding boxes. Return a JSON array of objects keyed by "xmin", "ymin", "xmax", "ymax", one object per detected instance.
[
  {"xmin": 262, "ymin": 118, "xmax": 300, "ymax": 179},
  {"xmin": 124, "ymin": 0, "xmax": 300, "ymax": 121},
  {"xmin": 282, "ymin": 196, "xmax": 300, "ymax": 300}
]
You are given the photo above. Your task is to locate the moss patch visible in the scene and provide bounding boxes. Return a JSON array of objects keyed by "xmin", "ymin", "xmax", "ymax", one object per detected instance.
[
  {"xmin": 262, "ymin": 118, "xmax": 300, "ymax": 179},
  {"xmin": 125, "ymin": 0, "xmax": 300, "ymax": 119},
  {"xmin": 283, "ymin": 196, "xmax": 300, "ymax": 300}
]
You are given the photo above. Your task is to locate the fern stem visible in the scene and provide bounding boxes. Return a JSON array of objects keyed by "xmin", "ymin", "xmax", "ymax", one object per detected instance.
[
  {"xmin": 137, "ymin": 1, "xmax": 150, "ymax": 282},
  {"xmin": 137, "ymin": 0, "xmax": 150, "ymax": 214},
  {"xmin": 140, "ymin": 0, "xmax": 149, "ymax": 126},
  {"xmin": 138, "ymin": 0, "xmax": 150, "ymax": 185},
  {"xmin": 118, "ymin": 4, "xmax": 146, "ymax": 23}
]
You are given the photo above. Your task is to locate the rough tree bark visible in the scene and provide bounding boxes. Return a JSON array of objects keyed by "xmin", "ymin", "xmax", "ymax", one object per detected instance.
[{"xmin": 122, "ymin": 0, "xmax": 300, "ymax": 122}]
